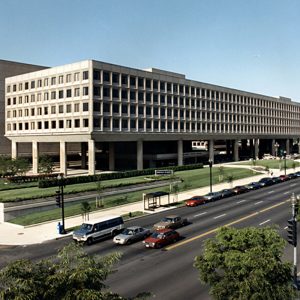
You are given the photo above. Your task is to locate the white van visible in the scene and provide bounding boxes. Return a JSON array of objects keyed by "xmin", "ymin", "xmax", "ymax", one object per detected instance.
[{"xmin": 72, "ymin": 215, "xmax": 124, "ymax": 245}]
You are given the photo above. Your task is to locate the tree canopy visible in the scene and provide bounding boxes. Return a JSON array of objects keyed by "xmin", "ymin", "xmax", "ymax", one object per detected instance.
[
  {"xmin": 194, "ymin": 226, "xmax": 295, "ymax": 300},
  {"xmin": 0, "ymin": 243, "xmax": 150, "ymax": 300}
]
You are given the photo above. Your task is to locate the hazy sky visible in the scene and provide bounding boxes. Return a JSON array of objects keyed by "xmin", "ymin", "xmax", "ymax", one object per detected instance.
[{"xmin": 1, "ymin": 0, "xmax": 300, "ymax": 101}]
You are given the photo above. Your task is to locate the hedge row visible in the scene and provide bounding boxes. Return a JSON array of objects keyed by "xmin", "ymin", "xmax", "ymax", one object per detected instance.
[
  {"xmin": 7, "ymin": 173, "xmax": 58, "ymax": 184},
  {"xmin": 38, "ymin": 163, "xmax": 203, "ymax": 188}
]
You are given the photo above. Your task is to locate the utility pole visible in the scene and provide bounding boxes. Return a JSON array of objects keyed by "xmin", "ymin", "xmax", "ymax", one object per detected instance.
[
  {"xmin": 56, "ymin": 173, "xmax": 66, "ymax": 234},
  {"xmin": 208, "ymin": 159, "xmax": 213, "ymax": 193}
]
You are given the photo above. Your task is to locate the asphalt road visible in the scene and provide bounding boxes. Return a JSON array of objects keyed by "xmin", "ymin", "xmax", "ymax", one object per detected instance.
[{"xmin": 1, "ymin": 178, "xmax": 300, "ymax": 299}]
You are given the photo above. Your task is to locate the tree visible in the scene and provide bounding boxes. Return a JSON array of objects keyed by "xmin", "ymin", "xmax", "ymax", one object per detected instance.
[
  {"xmin": 0, "ymin": 156, "xmax": 9, "ymax": 177},
  {"xmin": 218, "ymin": 166, "xmax": 224, "ymax": 182},
  {"xmin": 0, "ymin": 243, "xmax": 150, "ymax": 300},
  {"xmin": 81, "ymin": 201, "xmax": 91, "ymax": 221},
  {"xmin": 226, "ymin": 174, "xmax": 234, "ymax": 188},
  {"xmin": 194, "ymin": 226, "xmax": 295, "ymax": 300},
  {"xmin": 8, "ymin": 158, "xmax": 30, "ymax": 176},
  {"xmin": 96, "ymin": 180, "xmax": 104, "ymax": 208},
  {"xmin": 39, "ymin": 155, "xmax": 55, "ymax": 174}
]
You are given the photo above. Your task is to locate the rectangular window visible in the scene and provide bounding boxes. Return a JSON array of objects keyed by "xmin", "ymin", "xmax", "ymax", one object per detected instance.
[
  {"xmin": 82, "ymin": 103, "xmax": 89, "ymax": 111},
  {"xmin": 66, "ymin": 89, "xmax": 72, "ymax": 98},
  {"xmin": 25, "ymin": 82, "xmax": 29, "ymax": 90},
  {"xmin": 51, "ymin": 77, "xmax": 56, "ymax": 85},
  {"xmin": 74, "ymin": 72, "xmax": 80, "ymax": 81},
  {"xmin": 74, "ymin": 103, "xmax": 80, "ymax": 112},
  {"xmin": 44, "ymin": 92, "xmax": 49, "ymax": 101},
  {"xmin": 12, "ymin": 84, "xmax": 16, "ymax": 92},
  {"xmin": 83, "ymin": 71, "xmax": 89, "ymax": 80},
  {"xmin": 66, "ymin": 74, "xmax": 71, "ymax": 83},
  {"xmin": 31, "ymin": 81, "xmax": 35, "ymax": 89},
  {"xmin": 59, "ymin": 120, "xmax": 64, "ymax": 128},
  {"xmin": 66, "ymin": 119, "xmax": 72, "ymax": 128},
  {"xmin": 93, "ymin": 70, "xmax": 101, "ymax": 81},
  {"xmin": 51, "ymin": 91, "xmax": 56, "ymax": 100},
  {"xmin": 59, "ymin": 105, "xmax": 64, "ymax": 113},
  {"xmin": 74, "ymin": 88, "xmax": 80, "ymax": 97},
  {"xmin": 51, "ymin": 106, "xmax": 56, "ymax": 114},
  {"xmin": 51, "ymin": 120, "xmax": 56, "ymax": 129},
  {"xmin": 83, "ymin": 87, "xmax": 89, "ymax": 96},
  {"xmin": 37, "ymin": 93, "xmax": 41, "ymax": 101},
  {"xmin": 66, "ymin": 104, "xmax": 71, "ymax": 113},
  {"xmin": 59, "ymin": 90, "xmax": 64, "ymax": 99},
  {"xmin": 74, "ymin": 119, "xmax": 80, "ymax": 128},
  {"xmin": 31, "ymin": 95, "xmax": 35, "ymax": 102},
  {"xmin": 19, "ymin": 83, "xmax": 23, "ymax": 90},
  {"xmin": 83, "ymin": 119, "xmax": 89, "ymax": 127},
  {"xmin": 59, "ymin": 75, "xmax": 64, "ymax": 84}
]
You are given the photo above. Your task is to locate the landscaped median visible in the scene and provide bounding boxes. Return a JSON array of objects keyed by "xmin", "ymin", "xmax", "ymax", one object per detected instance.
[
  {"xmin": 236, "ymin": 159, "xmax": 300, "ymax": 170},
  {"xmin": 1, "ymin": 166, "xmax": 259, "ymax": 226}
]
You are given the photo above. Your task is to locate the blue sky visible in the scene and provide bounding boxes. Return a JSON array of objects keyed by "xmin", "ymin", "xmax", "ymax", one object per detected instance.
[{"xmin": 1, "ymin": 0, "xmax": 300, "ymax": 101}]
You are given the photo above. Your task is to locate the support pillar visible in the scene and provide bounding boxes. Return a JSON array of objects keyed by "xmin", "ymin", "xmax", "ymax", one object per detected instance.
[
  {"xmin": 88, "ymin": 139, "xmax": 95, "ymax": 175},
  {"xmin": 209, "ymin": 140, "xmax": 214, "ymax": 163},
  {"xmin": 32, "ymin": 141, "xmax": 39, "ymax": 174},
  {"xmin": 60, "ymin": 141, "xmax": 67, "ymax": 176},
  {"xmin": 109, "ymin": 142, "xmax": 115, "ymax": 171},
  {"xmin": 11, "ymin": 140, "xmax": 18, "ymax": 159},
  {"xmin": 249, "ymin": 139, "xmax": 254, "ymax": 158},
  {"xmin": 234, "ymin": 140, "xmax": 239, "ymax": 162},
  {"xmin": 137, "ymin": 140, "xmax": 143, "ymax": 170},
  {"xmin": 286, "ymin": 139, "xmax": 290, "ymax": 155},
  {"xmin": 177, "ymin": 140, "xmax": 183, "ymax": 166},
  {"xmin": 254, "ymin": 139, "xmax": 259, "ymax": 159},
  {"xmin": 81, "ymin": 142, "xmax": 87, "ymax": 169},
  {"xmin": 271, "ymin": 139, "xmax": 276, "ymax": 156}
]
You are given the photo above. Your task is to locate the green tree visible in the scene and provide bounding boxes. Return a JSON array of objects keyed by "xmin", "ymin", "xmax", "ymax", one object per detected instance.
[
  {"xmin": 218, "ymin": 166, "xmax": 224, "ymax": 182},
  {"xmin": 39, "ymin": 155, "xmax": 55, "ymax": 174},
  {"xmin": 96, "ymin": 180, "xmax": 104, "ymax": 208},
  {"xmin": 8, "ymin": 158, "xmax": 30, "ymax": 176},
  {"xmin": 226, "ymin": 174, "xmax": 234, "ymax": 188},
  {"xmin": 81, "ymin": 200, "xmax": 91, "ymax": 221},
  {"xmin": 194, "ymin": 226, "xmax": 295, "ymax": 300},
  {"xmin": 0, "ymin": 156, "xmax": 10, "ymax": 177},
  {"xmin": 0, "ymin": 243, "xmax": 150, "ymax": 300}
]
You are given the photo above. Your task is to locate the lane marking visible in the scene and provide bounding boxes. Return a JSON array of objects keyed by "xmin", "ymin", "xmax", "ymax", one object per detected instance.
[
  {"xmin": 254, "ymin": 201, "xmax": 263, "ymax": 205},
  {"xmin": 214, "ymin": 214, "xmax": 226, "ymax": 219},
  {"xmin": 290, "ymin": 183, "xmax": 296, "ymax": 187},
  {"xmin": 284, "ymin": 226, "xmax": 288, "ymax": 230},
  {"xmin": 166, "ymin": 199, "xmax": 290, "ymax": 251},
  {"xmin": 259, "ymin": 219, "xmax": 270, "ymax": 226},
  {"xmin": 194, "ymin": 212, "xmax": 207, "ymax": 218},
  {"xmin": 268, "ymin": 191, "xmax": 274, "ymax": 194},
  {"xmin": 284, "ymin": 191, "xmax": 289, "ymax": 195},
  {"xmin": 236, "ymin": 200, "xmax": 246, "ymax": 204}
]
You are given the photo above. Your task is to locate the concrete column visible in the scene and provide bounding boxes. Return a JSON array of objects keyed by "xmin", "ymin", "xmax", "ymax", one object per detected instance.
[
  {"xmin": 234, "ymin": 140, "xmax": 239, "ymax": 162},
  {"xmin": 109, "ymin": 142, "xmax": 115, "ymax": 171},
  {"xmin": 81, "ymin": 142, "xmax": 87, "ymax": 169},
  {"xmin": 177, "ymin": 140, "xmax": 183, "ymax": 166},
  {"xmin": 88, "ymin": 139, "xmax": 95, "ymax": 175},
  {"xmin": 254, "ymin": 139, "xmax": 259, "ymax": 159},
  {"xmin": 60, "ymin": 141, "xmax": 67, "ymax": 176},
  {"xmin": 137, "ymin": 140, "xmax": 143, "ymax": 170},
  {"xmin": 11, "ymin": 140, "xmax": 18, "ymax": 159},
  {"xmin": 271, "ymin": 139, "xmax": 276, "ymax": 156},
  {"xmin": 209, "ymin": 140, "xmax": 214, "ymax": 163},
  {"xmin": 32, "ymin": 141, "xmax": 39, "ymax": 174},
  {"xmin": 286, "ymin": 139, "xmax": 290, "ymax": 155}
]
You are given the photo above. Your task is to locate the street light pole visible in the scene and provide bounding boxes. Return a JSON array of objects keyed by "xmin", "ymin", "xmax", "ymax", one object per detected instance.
[
  {"xmin": 275, "ymin": 142, "xmax": 279, "ymax": 158},
  {"xmin": 208, "ymin": 159, "xmax": 213, "ymax": 193},
  {"xmin": 57, "ymin": 174, "xmax": 66, "ymax": 234},
  {"xmin": 291, "ymin": 193, "xmax": 298, "ymax": 288},
  {"xmin": 284, "ymin": 150, "xmax": 287, "ymax": 176}
]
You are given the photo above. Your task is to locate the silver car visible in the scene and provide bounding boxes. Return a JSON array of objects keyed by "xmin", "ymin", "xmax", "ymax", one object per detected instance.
[{"xmin": 113, "ymin": 226, "xmax": 151, "ymax": 245}]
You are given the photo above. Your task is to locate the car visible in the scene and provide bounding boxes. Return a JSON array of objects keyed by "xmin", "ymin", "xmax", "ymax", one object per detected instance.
[
  {"xmin": 220, "ymin": 189, "xmax": 235, "ymax": 198},
  {"xmin": 287, "ymin": 173, "xmax": 297, "ymax": 179},
  {"xmin": 295, "ymin": 171, "xmax": 300, "ymax": 177},
  {"xmin": 113, "ymin": 226, "xmax": 151, "ymax": 245},
  {"xmin": 203, "ymin": 192, "xmax": 222, "ymax": 202},
  {"xmin": 258, "ymin": 177, "xmax": 274, "ymax": 187},
  {"xmin": 279, "ymin": 175, "xmax": 289, "ymax": 182},
  {"xmin": 271, "ymin": 177, "xmax": 282, "ymax": 184},
  {"xmin": 185, "ymin": 196, "xmax": 206, "ymax": 207},
  {"xmin": 153, "ymin": 215, "xmax": 188, "ymax": 230},
  {"xmin": 143, "ymin": 229, "xmax": 180, "ymax": 248},
  {"xmin": 232, "ymin": 186, "xmax": 249, "ymax": 194},
  {"xmin": 245, "ymin": 182, "xmax": 261, "ymax": 190}
]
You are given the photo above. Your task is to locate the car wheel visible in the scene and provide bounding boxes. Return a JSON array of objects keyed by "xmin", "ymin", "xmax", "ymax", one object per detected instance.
[
  {"xmin": 126, "ymin": 239, "xmax": 132, "ymax": 245},
  {"xmin": 86, "ymin": 238, "xmax": 93, "ymax": 246},
  {"xmin": 156, "ymin": 243, "xmax": 162, "ymax": 249},
  {"xmin": 111, "ymin": 230, "xmax": 117, "ymax": 237}
]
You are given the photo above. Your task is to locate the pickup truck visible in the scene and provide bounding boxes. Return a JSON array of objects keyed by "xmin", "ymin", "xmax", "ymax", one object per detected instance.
[{"xmin": 153, "ymin": 215, "xmax": 188, "ymax": 230}]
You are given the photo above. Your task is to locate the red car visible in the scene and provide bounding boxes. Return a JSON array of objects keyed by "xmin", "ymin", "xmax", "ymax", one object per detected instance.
[
  {"xmin": 279, "ymin": 175, "xmax": 289, "ymax": 182},
  {"xmin": 185, "ymin": 196, "xmax": 206, "ymax": 207},
  {"xmin": 143, "ymin": 229, "xmax": 180, "ymax": 249}
]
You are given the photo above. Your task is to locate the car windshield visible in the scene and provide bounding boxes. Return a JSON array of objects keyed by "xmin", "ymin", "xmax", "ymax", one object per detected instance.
[
  {"xmin": 161, "ymin": 217, "xmax": 173, "ymax": 222},
  {"xmin": 151, "ymin": 232, "xmax": 164, "ymax": 239},
  {"xmin": 80, "ymin": 223, "xmax": 93, "ymax": 231},
  {"xmin": 122, "ymin": 228, "xmax": 134, "ymax": 235}
]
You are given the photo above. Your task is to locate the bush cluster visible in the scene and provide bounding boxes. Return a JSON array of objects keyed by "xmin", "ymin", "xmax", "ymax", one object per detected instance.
[
  {"xmin": 38, "ymin": 163, "xmax": 203, "ymax": 188},
  {"xmin": 7, "ymin": 173, "xmax": 58, "ymax": 184}
]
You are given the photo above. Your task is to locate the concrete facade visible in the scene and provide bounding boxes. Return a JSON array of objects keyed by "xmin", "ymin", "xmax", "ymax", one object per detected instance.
[{"xmin": 4, "ymin": 59, "xmax": 300, "ymax": 174}]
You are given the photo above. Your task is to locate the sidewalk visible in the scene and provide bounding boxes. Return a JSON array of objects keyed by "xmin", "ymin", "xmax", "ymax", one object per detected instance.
[{"xmin": 0, "ymin": 163, "xmax": 297, "ymax": 246}]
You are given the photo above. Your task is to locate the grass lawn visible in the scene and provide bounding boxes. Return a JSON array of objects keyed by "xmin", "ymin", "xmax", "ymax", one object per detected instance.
[
  {"xmin": 9, "ymin": 167, "xmax": 257, "ymax": 226},
  {"xmin": 237, "ymin": 159, "xmax": 300, "ymax": 170}
]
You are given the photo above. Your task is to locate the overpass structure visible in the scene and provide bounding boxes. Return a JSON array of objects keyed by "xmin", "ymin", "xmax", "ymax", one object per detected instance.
[{"xmin": 4, "ymin": 60, "xmax": 300, "ymax": 175}]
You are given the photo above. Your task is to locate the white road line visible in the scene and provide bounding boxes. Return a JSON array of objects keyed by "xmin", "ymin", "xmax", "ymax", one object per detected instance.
[
  {"xmin": 267, "ymin": 191, "xmax": 274, "ymax": 194},
  {"xmin": 236, "ymin": 200, "xmax": 246, "ymax": 204},
  {"xmin": 284, "ymin": 191, "xmax": 289, "ymax": 195},
  {"xmin": 254, "ymin": 201, "xmax": 263, "ymax": 205},
  {"xmin": 290, "ymin": 183, "xmax": 296, "ymax": 187},
  {"xmin": 194, "ymin": 212, "xmax": 207, "ymax": 218},
  {"xmin": 214, "ymin": 213, "xmax": 226, "ymax": 219},
  {"xmin": 259, "ymin": 219, "xmax": 270, "ymax": 226},
  {"xmin": 284, "ymin": 226, "xmax": 288, "ymax": 230}
]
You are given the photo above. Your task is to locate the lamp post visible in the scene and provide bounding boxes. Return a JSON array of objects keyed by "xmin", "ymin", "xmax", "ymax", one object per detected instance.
[
  {"xmin": 57, "ymin": 173, "xmax": 66, "ymax": 234},
  {"xmin": 274, "ymin": 142, "xmax": 279, "ymax": 158},
  {"xmin": 283, "ymin": 150, "xmax": 287, "ymax": 176},
  {"xmin": 208, "ymin": 159, "xmax": 213, "ymax": 193}
]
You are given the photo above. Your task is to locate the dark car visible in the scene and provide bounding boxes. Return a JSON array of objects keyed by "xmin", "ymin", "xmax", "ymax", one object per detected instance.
[
  {"xmin": 185, "ymin": 196, "xmax": 206, "ymax": 207},
  {"xmin": 232, "ymin": 186, "xmax": 248, "ymax": 194},
  {"xmin": 271, "ymin": 177, "xmax": 282, "ymax": 184},
  {"xmin": 245, "ymin": 182, "xmax": 261, "ymax": 190},
  {"xmin": 258, "ymin": 177, "xmax": 274, "ymax": 187},
  {"xmin": 220, "ymin": 189, "xmax": 235, "ymax": 198},
  {"xmin": 143, "ymin": 229, "xmax": 180, "ymax": 249},
  {"xmin": 287, "ymin": 173, "xmax": 297, "ymax": 179},
  {"xmin": 295, "ymin": 171, "xmax": 300, "ymax": 177}
]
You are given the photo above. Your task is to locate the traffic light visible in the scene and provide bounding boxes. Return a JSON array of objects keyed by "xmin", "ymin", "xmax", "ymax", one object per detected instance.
[
  {"xmin": 55, "ymin": 190, "xmax": 61, "ymax": 207},
  {"xmin": 287, "ymin": 219, "xmax": 297, "ymax": 246}
]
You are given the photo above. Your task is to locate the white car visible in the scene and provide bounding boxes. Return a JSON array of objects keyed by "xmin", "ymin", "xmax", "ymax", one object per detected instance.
[{"xmin": 113, "ymin": 226, "xmax": 151, "ymax": 245}]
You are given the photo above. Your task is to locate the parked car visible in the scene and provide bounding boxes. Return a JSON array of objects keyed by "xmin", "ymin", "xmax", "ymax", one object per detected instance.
[
  {"xmin": 258, "ymin": 177, "xmax": 274, "ymax": 187},
  {"xmin": 279, "ymin": 175, "xmax": 289, "ymax": 182},
  {"xmin": 203, "ymin": 192, "xmax": 222, "ymax": 202},
  {"xmin": 295, "ymin": 171, "xmax": 300, "ymax": 177},
  {"xmin": 185, "ymin": 196, "xmax": 206, "ymax": 207},
  {"xmin": 287, "ymin": 173, "xmax": 297, "ymax": 179},
  {"xmin": 271, "ymin": 177, "xmax": 282, "ymax": 184},
  {"xmin": 220, "ymin": 189, "xmax": 235, "ymax": 198},
  {"xmin": 143, "ymin": 229, "xmax": 180, "ymax": 248},
  {"xmin": 153, "ymin": 215, "xmax": 188, "ymax": 230},
  {"xmin": 232, "ymin": 186, "xmax": 248, "ymax": 194},
  {"xmin": 113, "ymin": 226, "xmax": 151, "ymax": 245},
  {"xmin": 245, "ymin": 182, "xmax": 261, "ymax": 190}
]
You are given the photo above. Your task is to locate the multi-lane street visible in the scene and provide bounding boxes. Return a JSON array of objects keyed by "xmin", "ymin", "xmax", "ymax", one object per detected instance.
[{"xmin": 0, "ymin": 178, "xmax": 299, "ymax": 299}]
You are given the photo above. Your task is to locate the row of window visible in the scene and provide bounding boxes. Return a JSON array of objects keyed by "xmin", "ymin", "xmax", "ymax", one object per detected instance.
[
  {"xmin": 6, "ymin": 71, "xmax": 89, "ymax": 93},
  {"xmin": 7, "ymin": 87, "xmax": 89, "ymax": 105},
  {"xmin": 7, "ymin": 118, "xmax": 89, "ymax": 131}
]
